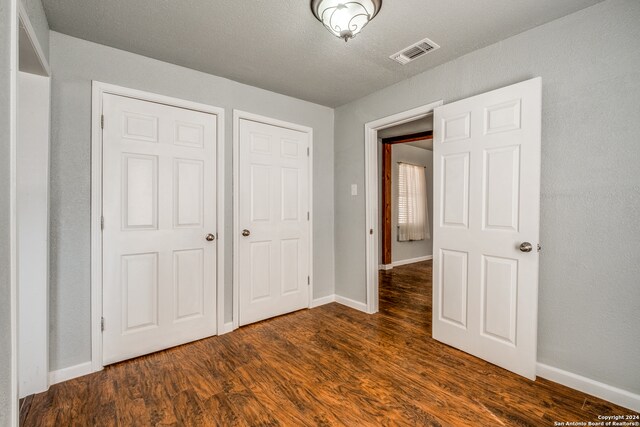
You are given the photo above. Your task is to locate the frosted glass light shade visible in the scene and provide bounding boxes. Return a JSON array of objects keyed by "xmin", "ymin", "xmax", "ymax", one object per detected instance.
[{"xmin": 311, "ymin": 0, "xmax": 382, "ymax": 41}]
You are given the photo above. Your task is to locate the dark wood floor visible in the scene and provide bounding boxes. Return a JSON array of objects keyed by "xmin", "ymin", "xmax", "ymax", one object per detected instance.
[{"xmin": 22, "ymin": 261, "xmax": 636, "ymax": 426}]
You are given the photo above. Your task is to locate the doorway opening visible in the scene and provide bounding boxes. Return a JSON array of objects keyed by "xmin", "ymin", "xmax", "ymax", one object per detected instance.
[
  {"xmin": 363, "ymin": 101, "xmax": 443, "ymax": 314},
  {"xmin": 378, "ymin": 116, "xmax": 434, "ymax": 271}
]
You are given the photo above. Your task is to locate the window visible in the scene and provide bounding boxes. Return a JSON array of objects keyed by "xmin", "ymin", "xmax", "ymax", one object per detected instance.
[{"xmin": 398, "ymin": 162, "xmax": 429, "ymax": 241}]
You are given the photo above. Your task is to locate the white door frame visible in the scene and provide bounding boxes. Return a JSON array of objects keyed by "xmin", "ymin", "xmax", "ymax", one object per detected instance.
[
  {"xmin": 364, "ymin": 100, "xmax": 443, "ymax": 314},
  {"xmin": 90, "ymin": 82, "xmax": 225, "ymax": 372},
  {"xmin": 232, "ymin": 110, "xmax": 314, "ymax": 330},
  {"xmin": 12, "ymin": 0, "xmax": 52, "ymax": 408},
  {"xmin": 8, "ymin": 0, "xmax": 19, "ymax": 423}
]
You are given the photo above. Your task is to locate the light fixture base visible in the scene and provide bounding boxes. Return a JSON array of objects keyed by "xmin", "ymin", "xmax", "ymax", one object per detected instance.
[
  {"xmin": 311, "ymin": 0, "xmax": 382, "ymax": 41},
  {"xmin": 310, "ymin": 0, "xmax": 382, "ymax": 21}
]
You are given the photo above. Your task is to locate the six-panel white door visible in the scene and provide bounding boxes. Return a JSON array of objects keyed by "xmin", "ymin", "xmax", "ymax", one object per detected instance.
[
  {"xmin": 238, "ymin": 119, "xmax": 310, "ymax": 326},
  {"xmin": 432, "ymin": 77, "xmax": 542, "ymax": 379},
  {"xmin": 102, "ymin": 94, "xmax": 218, "ymax": 365}
]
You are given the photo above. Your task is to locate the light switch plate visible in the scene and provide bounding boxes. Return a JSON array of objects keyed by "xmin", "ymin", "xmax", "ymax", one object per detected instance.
[{"xmin": 351, "ymin": 184, "xmax": 358, "ymax": 196}]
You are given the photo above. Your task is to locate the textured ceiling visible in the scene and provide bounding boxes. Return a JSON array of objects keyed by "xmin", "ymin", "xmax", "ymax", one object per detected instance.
[{"xmin": 42, "ymin": 0, "xmax": 603, "ymax": 107}]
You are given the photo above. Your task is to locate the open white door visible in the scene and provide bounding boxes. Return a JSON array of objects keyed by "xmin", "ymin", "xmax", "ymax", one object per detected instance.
[
  {"xmin": 102, "ymin": 94, "xmax": 218, "ymax": 365},
  {"xmin": 432, "ymin": 77, "xmax": 541, "ymax": 379},
  {"xmin": 237, "ymin": 118, "xmax": 310, "ymax": 326}
]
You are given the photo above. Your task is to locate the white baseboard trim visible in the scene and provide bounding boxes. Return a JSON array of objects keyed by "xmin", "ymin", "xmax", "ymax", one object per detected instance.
[
  {"xmin": 311, "ymin": 294, "xmax": 336, "ymax": 308},
  {"xmin": 49, "ymin": 361, "xmax": 93, "ymax": 386},
  {"xmin": 392, "ymin": 255, "xmax": 432, "ymax": 267},
  {"xmin": 220, "ymin": 321, "xmax": 234, "ymax": 335},
  {"xmin": 335, "ymin": 295, "xmax": 368, "ymax": 313},
  {"xmin": 379, "ymin": 256, "xmax": 433, "ymax": 271},
  {"xmin": 537, "ymin": 363, "xmax": 640, "ymax": 412}
]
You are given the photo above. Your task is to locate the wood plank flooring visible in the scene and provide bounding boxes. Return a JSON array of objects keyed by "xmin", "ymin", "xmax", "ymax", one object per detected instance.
[{"xmin": 22, "ymin": 261, "xmax": 637, "ymax": 426}]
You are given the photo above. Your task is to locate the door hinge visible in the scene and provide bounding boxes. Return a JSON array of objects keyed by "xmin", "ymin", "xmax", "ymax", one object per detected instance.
[
  {"xmin": 307, "ymin": 276, "xmax": 310, "ymax": 286},
  {"xmin": 101, "ymin": 114, "xmax": 104, "ymax": 129},
  {"xmin": 101, "ymin": 216, "xmax": 104, "ymax": 230},
  {"xmin": 307, "ymin": 212, "xmax": 310, "ymax": 221},
  {"xmin": 101, "ymin": 317, "xmax": 105, "ymax": 332},
  {"xmin": 307, "ymin": 147, "xmax": 310, "ymax": 157},
  {"xmin": 370, "ymin": 228, "xmax": 374, "ymax": 235}
]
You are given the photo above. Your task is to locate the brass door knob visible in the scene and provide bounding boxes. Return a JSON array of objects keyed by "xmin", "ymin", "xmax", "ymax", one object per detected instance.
[
  {"xmin": 205, "ymin": 233, "xmax": 215, "ymax": 242},
  {"xmin": 242, "ymin": 229, "xmax": 251, "ymax": 237},
  {"xmin": 519, "ymin": 242, "xmax": 533, "ymax": 252}
]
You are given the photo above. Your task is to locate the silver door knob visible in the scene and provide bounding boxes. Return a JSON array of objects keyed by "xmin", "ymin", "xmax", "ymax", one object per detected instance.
[
  {"xmin": 242, "ymin": 229, "xmax": 251, "ymax": 237},
  {"xmin": 519, "ymin": 242, "xmax": 533, "ymax": 252},
  {"xmin": 205, "ymin": 233, "xmax": 215, "ymax": 242}
]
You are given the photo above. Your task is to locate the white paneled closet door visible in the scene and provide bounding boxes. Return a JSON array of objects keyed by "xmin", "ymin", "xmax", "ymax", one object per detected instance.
[
  {"xmin": 238, "ymin": 119, "xmax": 310, "ymax": 326},
  {"xmin": 432, "ymin": 77, "xmax": 542, "ymax": 379},
  {"xmin": 102, "ymin": 94, "xmax": 217, "ymax": 365}
]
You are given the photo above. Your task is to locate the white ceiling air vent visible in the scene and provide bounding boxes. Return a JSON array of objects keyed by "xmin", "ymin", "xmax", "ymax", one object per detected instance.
[{"xmin": 390, "ymin": 37, "xmax": 440, "ymax": 65}]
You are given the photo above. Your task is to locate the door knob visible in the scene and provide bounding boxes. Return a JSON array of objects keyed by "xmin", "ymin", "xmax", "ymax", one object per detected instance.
[
  {"xmin": 205, "ymin": 233, "xmax": 215, "ymax": 242},
  {"xmin": 519, "ymin": 242, "xmax": 533, "ymax": 252},
  {"xmin": 242, "ymin": 229, "xmax": 251, "ymax": 237}
]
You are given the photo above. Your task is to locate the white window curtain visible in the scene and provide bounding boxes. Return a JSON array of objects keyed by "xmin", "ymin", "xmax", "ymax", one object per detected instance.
[{"xmin": 398, "ymin": 162, "xmax": 429, "ymax": 242}]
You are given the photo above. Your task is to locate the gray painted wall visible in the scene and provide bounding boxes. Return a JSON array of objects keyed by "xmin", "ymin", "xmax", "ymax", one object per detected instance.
[
  {"xmin": 20, "ymin": 0, "xmax": 48, "ymax": 61},
  {"xmin": 49, "ymin": 31, "xmax": 335, "ymax": 371},
  {"xmin": 334, "ymin": 0, "xmax": 640, "ymax": 394},
  {"xmin": 0, "ymin": 0, "xmax": 13, "ymax": 421},
  {"xmin": 391, "ymin": 145, "xmax": 433, "ymax": 263}
]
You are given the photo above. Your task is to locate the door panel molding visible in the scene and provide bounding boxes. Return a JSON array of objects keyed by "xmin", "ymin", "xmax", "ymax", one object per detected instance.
[
  {"xmin": 233, "ymin": 110, "xmax": 314, "ymax": 330},
  {"xmin": 432, "ymin": 77, "xmax": 541, "ymax": 379},
  {"xmin": 91, "ymin": 81, "xmax": 225, "ymax": 372}
]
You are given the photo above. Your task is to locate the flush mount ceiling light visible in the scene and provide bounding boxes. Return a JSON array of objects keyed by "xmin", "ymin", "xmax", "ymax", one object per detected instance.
[{"xmin": 311, "ymin": 0, "xmax": 382, "ymax": 42}]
